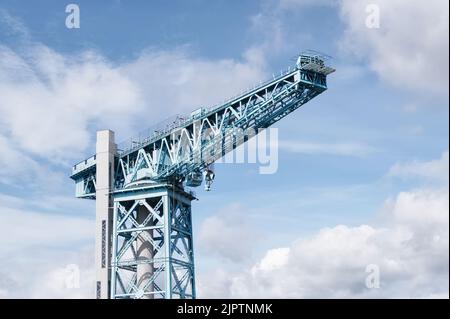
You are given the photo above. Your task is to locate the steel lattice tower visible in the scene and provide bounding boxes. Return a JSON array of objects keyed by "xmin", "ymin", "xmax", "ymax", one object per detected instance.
[{"xmin": 70, "ymin": 52, "xmax": 335, "ymax": 299}]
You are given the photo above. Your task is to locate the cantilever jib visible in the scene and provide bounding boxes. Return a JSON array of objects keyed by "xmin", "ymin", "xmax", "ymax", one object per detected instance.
[{"xmin": 70, "ymin": 52, "xmax": 335, "ymax": 198}]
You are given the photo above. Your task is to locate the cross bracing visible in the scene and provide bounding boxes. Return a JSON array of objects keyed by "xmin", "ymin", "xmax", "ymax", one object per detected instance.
[
  {"xmin": 70, "ymin": 52, "xmax": 334, "ymax": 299},
  {"xmin": 71, "ymin": 53, "xmax": 334, "ymax": 198}
]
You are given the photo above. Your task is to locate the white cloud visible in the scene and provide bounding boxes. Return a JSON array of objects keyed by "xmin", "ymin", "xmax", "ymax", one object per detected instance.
[
  {"xmin": 0, "ymin": 246, "xmax": 95, "ymax": 299},
  {"xmin": 252, "ymin": 247, "xmax": 290, "ymax": 273},
  {"xmin": 388, "ymin": 151, "xmax": 449, "ymax": 183},
  {"xmin": 197, "ymin": 203, "xmax": 259, "ymax": 263},
  {"xmin": 255, "ymin": 0, "xmax": 448, "ymax": 95},
  {"xmin": 0, "ymin": 43, "xmax": 266, "ymax": 164},
  {"xmin": 0, "ymin": 197, "xmax": 95, "ymax": 298},
  {"xmin": 120, "ymin": 47, "xmax": 266, "ymax": 118},
  {"xmin": 279, "ymin": 140, "xmax": 377, "ymax": 157},
  {"xmin": 198, "ymin": 153, "xmax": 449, "ymax": 298},
  {"xmin": 0, "ymin": 44, "xmax": 143, "ymax": 161},
  {"xmin": 382, "ymin": 188, "xmax": 449, "ymax": 231},
  {"xmin": 199, "ymin": 188, "xmax": 449, "ymax": 298},
  {"xmin": 339, "ymin": 0, "xmax": 449, "ymax": 95},
  {"xmin": 0, "ymin": 134, "xmax": 39, "ymax": 184},
  {"xmin": 0, "ymin": 133, "xmax": 72, "ymax": 195},
  {"xmin": 0, "ymin": 205, "xmax": 94, "ymax": 254}
]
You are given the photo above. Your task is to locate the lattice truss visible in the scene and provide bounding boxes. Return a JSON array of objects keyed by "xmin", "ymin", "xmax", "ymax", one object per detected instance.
[
  {"xmin": 71, "ymin": 66, "xmax": 330, "ymax": 198},
  {"xmin": 111, "ymin": 189, "xmax": 195, "ymax": 299},
  {"xmin": 69, "ymin": 53, "xmax": 335, "ymax": 300},
  {"xmin": 114, "ymin": 69, "xmax": 327, "ymax": 189}
]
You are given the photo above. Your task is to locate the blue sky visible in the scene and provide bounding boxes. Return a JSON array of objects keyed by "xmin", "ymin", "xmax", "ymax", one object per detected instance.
[{"xmin": 0, "ymin": 0, "xmax": 448, "ymax": 298}]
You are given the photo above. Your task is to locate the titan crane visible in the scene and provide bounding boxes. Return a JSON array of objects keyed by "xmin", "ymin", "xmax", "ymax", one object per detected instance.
[{"xmin": 70, "ymin": 51, "xmax": 335, "ymax": 299}]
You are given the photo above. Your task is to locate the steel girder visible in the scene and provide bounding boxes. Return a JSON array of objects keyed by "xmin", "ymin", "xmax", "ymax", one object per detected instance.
[
  {"xmin": 71, "ymin": 64, "xmax": 332, "ymax": 198},
  {"xmin": 110, "ymin": 184, "xmax": 196, "ymax": 299},
  {"xmin": 113, "ymin": 69, "xmax": 326, "ymax": 189}
]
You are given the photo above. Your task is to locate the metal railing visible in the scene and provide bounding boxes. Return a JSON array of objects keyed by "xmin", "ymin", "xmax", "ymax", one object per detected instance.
[
  {"xmin": 72, "ymin": 154, "xmax": 96, "ymax": 175},
  {"xmin": 116, "ymin": 66, "xmax": 298, "ymax": 157},
  {"xmin": 117, "ymin": 115, "xmax": 187, "ymax": 156},
  {"xmin": 73, "ymin": 58, "xmax": 320, "ymax": 165}
]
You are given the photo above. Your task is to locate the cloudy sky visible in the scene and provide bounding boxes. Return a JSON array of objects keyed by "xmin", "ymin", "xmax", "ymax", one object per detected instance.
[{"xmin": 0, "ymin": 0, "xmax": 448, "ymax": 298}]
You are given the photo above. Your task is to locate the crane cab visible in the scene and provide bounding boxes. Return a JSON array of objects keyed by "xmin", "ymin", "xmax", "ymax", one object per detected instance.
[{"xmin": 185, "ymin": 170, "xmax": 203, "ymax": 187}]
